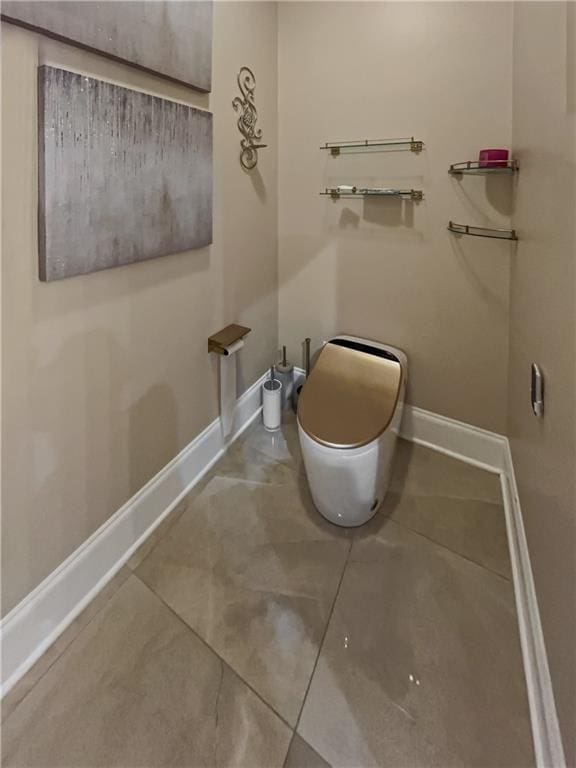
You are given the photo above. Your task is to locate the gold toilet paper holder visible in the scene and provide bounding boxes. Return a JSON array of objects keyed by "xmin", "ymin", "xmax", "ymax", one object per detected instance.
[{"xmin": 208, "ymin": 324, "xmax": 251, "ymax": 355}]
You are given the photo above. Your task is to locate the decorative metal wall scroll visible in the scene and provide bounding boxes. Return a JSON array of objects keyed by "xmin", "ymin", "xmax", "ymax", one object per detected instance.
[{"xmin": 232, "ymin": 67, "xmax": 267, "ymax": 171}]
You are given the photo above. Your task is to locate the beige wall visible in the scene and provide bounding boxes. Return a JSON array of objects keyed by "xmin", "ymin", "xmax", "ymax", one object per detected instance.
[
  {"xmin": 1, "ymin": 2, "xmax": 278, "ymax": 614},
  {"xmin": 509, "ymin": 3, "xmax": 576, "ymax": 763},
  {"xmin": 278, "ymin": 1, "xmax": 513, "ymax": 433}
]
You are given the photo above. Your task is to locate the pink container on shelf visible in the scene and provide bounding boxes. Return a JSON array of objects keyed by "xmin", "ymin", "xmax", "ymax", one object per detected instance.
[{"xmin": 478, "ymin": 148, "xmax": 509, "ymax": 168}]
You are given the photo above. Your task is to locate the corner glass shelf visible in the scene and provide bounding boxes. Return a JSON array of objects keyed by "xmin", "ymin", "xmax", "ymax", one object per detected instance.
[
  {"xmin": 321, "ymin": 187, "xmax": 423, "ymax": 201},
  {"xmin": 449, "ymin": 160, "xmax": 519, "ymax": 175},
  {"xmin": 448, "ymin": 221, "xmax": 518, "ymax": 241},
  {"xmin": 321, "ymin": 137, "xmax": 424, "ymax": 156}
]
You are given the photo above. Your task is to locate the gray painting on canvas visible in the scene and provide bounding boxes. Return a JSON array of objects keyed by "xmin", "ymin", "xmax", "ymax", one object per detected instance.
[
  {"xmin": 2, "ymin": 1, "xmax": 212, "ymax": 92},
  {"xmin": 38, "ymin": 66, "xmax": 212, "ymax": 282}
]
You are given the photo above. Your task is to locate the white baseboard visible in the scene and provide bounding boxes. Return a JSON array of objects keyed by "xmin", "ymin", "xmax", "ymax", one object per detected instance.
[
  {"xmin": 500, "ymin": 445, "xmax": 566, "ymax": 768},
  {"xmin": 1, "ymin": 378, "xmax": 565, "ymax": 768},
  {"xmin": 399, "ymin": 404, "xmax": 507, "ymax": 473},
  {"xmin": 0, "ymin": 369, "xmax": 269, "ymax": 698}
]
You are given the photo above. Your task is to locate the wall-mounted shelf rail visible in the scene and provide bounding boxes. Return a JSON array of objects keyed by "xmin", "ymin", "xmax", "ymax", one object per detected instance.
[
  {"xmin": 321, "ymin": 137, "xmax": 424, "ymax": 156},
  {"xmin": 449, "ymin": 160, "xmax": 519, "ymax": 175},
  {"xmin": 321, "ymin": 187, "xmax": 423, "ymax": 201},
  {"xmin": 448, "ymin": 221, "xmax": 518, "ymax": 241}
]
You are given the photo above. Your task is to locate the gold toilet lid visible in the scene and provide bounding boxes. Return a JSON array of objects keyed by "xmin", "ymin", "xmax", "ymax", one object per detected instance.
[{"xmin": 298, "ymin": 342, "xmax": 402, "ymax": 449}]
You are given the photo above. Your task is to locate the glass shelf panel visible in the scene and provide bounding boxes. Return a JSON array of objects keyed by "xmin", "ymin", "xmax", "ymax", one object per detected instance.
[
  {"xmin": 448, "ymin": 221, "xmax": 518, "ymax": 241},
  {"xmin": 321, "ymin": 188, "xmax": 423, "ymax": 201},
  {"xmin": 449, "ymin": 160, "xmax": 518, "ymax": 175},
  {"xmin": 321, "ymin": 137, "xmax": 424, "ymax": 155}
]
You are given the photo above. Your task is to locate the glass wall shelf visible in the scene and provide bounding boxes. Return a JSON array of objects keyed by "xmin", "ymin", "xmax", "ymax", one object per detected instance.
[
  {"xmin": 449, "ymin": 160, "xmax": 519, "ymax": 175},
  {"xmin": 321, "ymin": 187, "xmax": 423, "ymax": 201},
  {"xmin": 448, "ymin": 221, "xmax": 518, "ymax": 241},
  {"xmin": 321, "ymin": 137, "xmax": 424, "ymax": 156}
]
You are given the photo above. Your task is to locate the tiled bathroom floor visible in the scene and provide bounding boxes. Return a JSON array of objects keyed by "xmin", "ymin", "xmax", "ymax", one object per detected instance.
[{"xmin": 2, "ymin": 413, "xmax": 535, "ymax": 767}]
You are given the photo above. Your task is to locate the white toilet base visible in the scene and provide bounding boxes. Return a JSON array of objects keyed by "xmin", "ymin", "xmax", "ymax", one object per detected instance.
[
  {"xmin": 298, "ymin": 336, "xmax": 408, "ymax": 528},
  {"xmin": 298, "ymin": 399, "xmax": 403, "ymax": 527}
]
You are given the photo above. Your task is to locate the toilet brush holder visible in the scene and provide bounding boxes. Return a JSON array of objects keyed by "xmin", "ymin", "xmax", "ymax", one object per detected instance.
[{"xmin": 262, "ymin": 379, "xmax": 282, "ymax": 431}]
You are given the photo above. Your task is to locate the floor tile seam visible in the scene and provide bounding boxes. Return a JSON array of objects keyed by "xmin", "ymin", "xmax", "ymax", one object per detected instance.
[
  {"xmin": 391, "ymin": 491, "xmax": 505, "ymax": 506},
  {"xmin": 132, "ymin": 475, "xmax": 302, "ymax": 563},
  {"xmin": 282, "ymin": 733, "xmax": 297, "ymax": 768},
  {"xmin": 133, "ymin": 568, "xmax": 342, "ymax": 623},
  {"xmin": 233, "ymin": 452, "xmax": 301, "ymax": 470},
  {"xmin": 186, "ymin": 537, "xmax": 349, "ymax": 560},
  {"xmin": 291, "ymin": 537, "xmax": 354, "ymax": 757},
  {"xmin": 208, "ymin": 473, "xmax": 296, "ymax": 488},
  {"xmin": 211, "ymin": 583, "xmax": 335, "ymax": 607},
  {"xmin": 131, "ymin": 572, "xmax": 296, "ymax": 733},
  {"xmin": 232, "ymin": 429, "xmax": 299, "ymax": 446},
  {"xmin": 282, "ymin": 732, "xmax": 333, "ymax": 768},
  {"xmin": 232, "ymin": 535, "xmax": 351, "ymax": 547},
  {"xmin": 218, "ymin": 433, "xmax": 299, "ymax": 460},
  {"xmin": 212, "ymin": 480, "xmax": 302, "ymax": 492},
  {"xmin": 350, "ymin": 519, "xmax": 513, "ymax": 583},
  {"xmin": 1, "ymin": 568, "xmax": 131, "ymax": 727}
]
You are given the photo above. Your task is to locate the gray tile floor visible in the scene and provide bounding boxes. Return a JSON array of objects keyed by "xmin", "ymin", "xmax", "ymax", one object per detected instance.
[{"xmin": 2, "ymin": 413, "xmax": 535, "ymax": 767}]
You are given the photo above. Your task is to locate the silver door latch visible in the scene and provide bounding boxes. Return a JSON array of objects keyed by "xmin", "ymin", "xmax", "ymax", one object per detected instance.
[{"xmin": 531, "ymin": 363, "xmax": 544, "ymax": 418}]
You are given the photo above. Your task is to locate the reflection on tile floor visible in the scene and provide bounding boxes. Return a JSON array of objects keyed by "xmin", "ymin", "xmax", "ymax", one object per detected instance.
[
  {"xmin": 136, "ymin": 476, "xmax": 350, "ymax": 725},
  {"xmin": 2, "ymin": 412, "xmax": 534, "ymax": 767}
]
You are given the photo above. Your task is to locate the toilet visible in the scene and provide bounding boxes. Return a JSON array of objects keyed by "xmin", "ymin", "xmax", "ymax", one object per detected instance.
[{"xmin": 297, "ymin": 335, "xmax": 407, "ymax": 527}]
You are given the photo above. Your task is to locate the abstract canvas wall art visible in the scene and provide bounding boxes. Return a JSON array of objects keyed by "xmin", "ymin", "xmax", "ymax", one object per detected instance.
[
  {"xmin": 2, "ymin": 1, "xmax": 212, "ymax": 92},
  {"xmin": 38, "ymin": 66, "xmax": 212, "ymax": 282}
]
